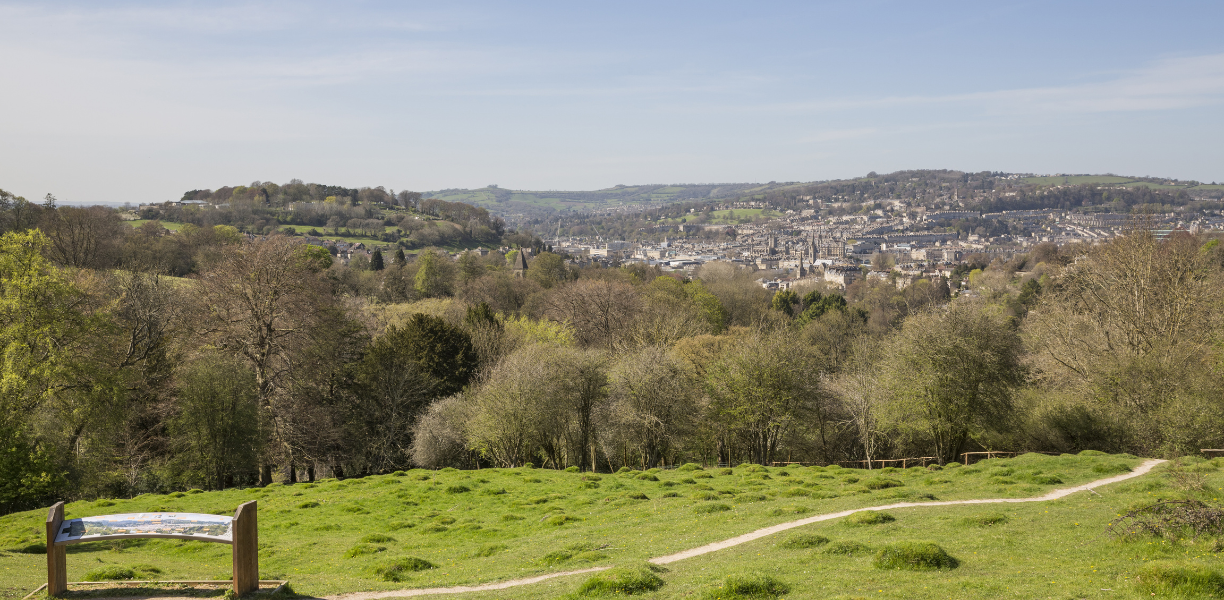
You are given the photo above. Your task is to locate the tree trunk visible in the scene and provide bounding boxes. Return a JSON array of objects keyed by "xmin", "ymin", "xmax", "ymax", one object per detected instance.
[{"xmin": 260, "ymin": 464, "xmax": 273, "ymax": 486}]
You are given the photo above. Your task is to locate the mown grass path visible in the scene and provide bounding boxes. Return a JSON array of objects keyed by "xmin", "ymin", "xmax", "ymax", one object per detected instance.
[{"xmin": 332, "ymin": 459, "xmax": 1164, "ymax": 599}]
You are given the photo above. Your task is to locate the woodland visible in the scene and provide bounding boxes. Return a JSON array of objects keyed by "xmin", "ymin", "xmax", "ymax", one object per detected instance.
[{"xmin": 2, "ymin": 187, "xmax": 1222, "ymax": 517}]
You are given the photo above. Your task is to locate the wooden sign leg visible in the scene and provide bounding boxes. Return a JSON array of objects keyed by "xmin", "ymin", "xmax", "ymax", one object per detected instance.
[
  {"xmin": 232, "ymin": 501, "xmax": 258, "ymax": 595},
  {"xmin": 46, "ymin": 502, "xmax": 66, "ymax": 596}
]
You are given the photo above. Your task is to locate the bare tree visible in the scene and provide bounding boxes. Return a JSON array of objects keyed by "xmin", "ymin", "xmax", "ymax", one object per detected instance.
[
  {"xmin": 194, "ymin": 236, "xmax": 333, "ymax": 483},
  {"xmin": 545, "ymin": 279, "xmax": 639, "ymax": 350}
]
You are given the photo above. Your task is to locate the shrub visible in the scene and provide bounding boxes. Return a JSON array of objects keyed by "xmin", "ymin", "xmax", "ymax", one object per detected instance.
[
  {"xmin": 874, "ymin": 542, "xmax": 959, "ymax": 570},
  {"xmin": 1108, "ymin": 500, "xmax": 1224, "ymax": 541},
  {"xmin": 575, "ymin": 564, "xmax": 664, "ymax": 596},
  {"xmin": 344, "ymin": 543, "xmax": 386, "ymax": 558},
  {"xmin": 695, "ymin": 503, "xmax": 732, "ymax": 514},
  {"xmin": 522, "ymin": 462, "xmax": 535, "ymax": 469},
  {"xmin": 445, "ymin": 485, "xmax": 471, "ymax": 493},
  {"xmin": 360, "ymin": 534, "xmax": 396, "ymax": 543},
  {"xmin": 296, "ymin": 501, "xmax": 320, "ymax": 509},
  {"xmin": 1132, "ymin": 561, "xmax": 1224, "ymax": 596},
  {"xmin": 957, "ymin": 512, "xmax": 1009, "ymax": 527},
  {"xmin": 779, "ymin": 533, "xmax": 830, "ymax": 549},
  {"xmin": 565, "ymin": 466, "xmax": 580, "ymax": 472},
  {"xmin": 863, "ymin": 478, "xmax": 904, "ymax": 490},
  {"xmin": 702, "ymin": 572, "xmax": 791, "ymax": 599},
  {"xmin": 372, "ymin": 557, "xmax": 435, "ymax": 582},
  {"xmin": 824, "ymin": 540, "xmax": 872, "ymax": 555},
  {"xmin": 845, "ymin": 511, "xmax": 895, "ymax": 526}
]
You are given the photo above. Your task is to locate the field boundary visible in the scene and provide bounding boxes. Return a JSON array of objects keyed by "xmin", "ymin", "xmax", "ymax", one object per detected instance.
[{"xmin": 330, "ymin": 458, "xmax": 1165, "ymax": 600}]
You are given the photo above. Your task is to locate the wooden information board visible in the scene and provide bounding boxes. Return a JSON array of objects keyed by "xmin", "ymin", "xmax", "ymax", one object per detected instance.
[{"xmin": 45, "ymin": 500, "xmax": 258, "ymax": 596}]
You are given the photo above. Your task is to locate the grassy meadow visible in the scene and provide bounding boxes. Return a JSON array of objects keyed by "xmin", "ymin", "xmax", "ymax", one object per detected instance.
[{"xmin": 9, "ymin": 452, "xmax": 1211, "ymax": 598}]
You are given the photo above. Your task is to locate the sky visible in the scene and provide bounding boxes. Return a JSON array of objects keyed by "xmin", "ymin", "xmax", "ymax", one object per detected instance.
[{"xmin": 1, "ymin": 1, "xmax": 1223, "ymax": 205}]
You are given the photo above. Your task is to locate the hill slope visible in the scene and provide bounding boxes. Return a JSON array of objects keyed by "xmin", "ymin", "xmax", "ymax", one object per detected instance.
[{"xmin": 2, "ymin": 452, "xmax": 1190, "ymax": 599}]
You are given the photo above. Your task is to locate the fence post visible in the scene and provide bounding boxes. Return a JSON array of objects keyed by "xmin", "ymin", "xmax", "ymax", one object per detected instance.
[
  {"xmin": 46, "ymin": 502, "xmax": 67, "ymax": 596},
  {"xmin": 232, "ymin": 501, "xmax": 258, "ymax": 595}
]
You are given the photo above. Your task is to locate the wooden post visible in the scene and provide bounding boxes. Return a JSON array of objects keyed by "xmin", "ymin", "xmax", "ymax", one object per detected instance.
[
  {"xmin": 232, "ymin": 501, "xmax": 258, "ymax": 595},
  {"xmin": 46, "ymin": 502, "xmax": 66, "ymax": 596}
]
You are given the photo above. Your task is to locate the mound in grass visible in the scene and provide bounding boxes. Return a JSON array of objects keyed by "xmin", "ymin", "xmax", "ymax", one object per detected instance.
[
  {"xmin": 844, "ymin": 511, "xmax": 895, "ymax": 526},
  {"xmin": 445, "ymin": 484, "xmax": 471, "ymax": 493},
  {"xmin": 1133, "ymin": 561, "xmax": 1224, "ymax": 597},
  {"xmin": 344, "ymin": 543, "xmax": 386, "ymax": 558},
  {"xmin": 701, "ymin": 572, "xmax": 791, "ymax": 599},
  {"xmin": 372, "ymin": 557, "xmax": 435, "ymax": 582},
  {"xmin": 471, "ymin": 543, "xmax": 506, "ymax": 557},
  {"xmin": 779, "ymin": 533, "xmax": 829, "ymax": 549},
  {"xmin": 576, "ymin": 564, "xmax": 665, "ymax": 596},
  {"xmin": 863, "ymin": 478, "xmax": 903, "ymax": 490},
  {"xmin": 360, "ymin": 533, "xmax": 395, "ymax": 543},
  {"xmin": 694, "ymin": 503, "xmax": 732, "ymax": 514},
  {"xmin": 957, "ymin": 512, "xmax": 1009, "ymax": 527},
  {"xmin": 1078, "ymin": 449, "xmax": 1108, "ymax": 456},
  {"xmin": 1093, "ymin": 462, "xmax": 1132, "ymax": 474},
  {"xmin": 824, "ymin": 540, "xmax": 872, "ymax": 555},
  {"xmin": 82, "ymin": 564, "xmax": 161, "ymax": 581},
  {"xmin": 873, "ymin": 541, "xmax": 959, "ymax": 571},
  {"xmin": 678, "ymin": 463, "xmax": 703, "ymax": 471}
]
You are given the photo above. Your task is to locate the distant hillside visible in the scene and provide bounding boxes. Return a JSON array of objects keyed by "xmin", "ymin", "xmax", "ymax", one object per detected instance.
[
  {"xmin": 423, "ymin": 183, "xmax": 801, "ymax": 216},
  {"xmin": 426, "ymin": 171, "xmax": 1224, "ymax": 220}
]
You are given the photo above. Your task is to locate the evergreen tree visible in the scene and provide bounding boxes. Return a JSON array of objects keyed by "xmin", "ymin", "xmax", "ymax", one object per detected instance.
[
  {"xmin": 394, "ymin": 247, "xmax": 406, "ymax": 268},
  {"xmin": 371, "ymin": 249, "xmax": 385, "ymax": 271}
]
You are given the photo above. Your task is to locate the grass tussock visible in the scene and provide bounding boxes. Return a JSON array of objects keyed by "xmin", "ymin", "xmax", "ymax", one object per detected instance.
[
  {"xmin": 371, "ymin": 557, "xmax": 435, "ymax": 582},
  {"xmin": 82, "ymin": 564, "xmax": 162, "ymax": 581},
  {"xmin": 957, "ymin": 512, "xmax": 1009, "ymax": 527},
  {"xmin": 844, "ymin": 511, "xmax": 895, "ymax": 526},
  {"xmin": 823, "ymin": 540, "xmax": 872, "ymax": 555},
  {"xmin": 701, "ymin": 572, "xmax": 791, "ymax": 599},
  {"xmin": 873, "ymin": 541, "xmax": 959, "ymax": 570},
  {"xmin": 575, "ymin": 564, "xmax": 665, "ymax": 596},
  {"xmin": 778, "ymin": 533, "xmax": 830, "ymax": 549},
  {"xmin": 1133, "ymin": 561, "xmax": 1224, "ymax": 597}
]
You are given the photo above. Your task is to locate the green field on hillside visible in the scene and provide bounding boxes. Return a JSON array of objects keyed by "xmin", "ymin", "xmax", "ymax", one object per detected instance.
[
  {"xmin": 663, "ymin": 208, "xmax": 778, "ymax": 225},
  {"xmin": 8, "ymin": 453, "xmax": 1210, "ymax": 599}
]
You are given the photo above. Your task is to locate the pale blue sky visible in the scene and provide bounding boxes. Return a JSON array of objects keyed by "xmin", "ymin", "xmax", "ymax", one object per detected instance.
[{"xmin": 2, "ymin": 1, "xmax": 1222, "ymax": 204}]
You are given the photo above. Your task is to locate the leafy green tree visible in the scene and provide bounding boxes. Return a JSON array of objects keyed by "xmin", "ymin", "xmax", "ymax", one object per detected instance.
[
  {"xmin": 0, "ymin": 230, "xmax": 86, "ymax": 511},
  {"xmin": 390, "ymin": 314, "xmax": 478, "ymax": 398},
  {"xmin": 881, "ymin": 302, "xmax": 1025, "ymax": 464},
  {"xmin": 527, "ymin": 252, "xmax": 570, "ymax": 289},
  {"xmin": 167, "ymin": 353, "xmax": 262, "ymax": 489},
  {"xmin": 414, "ymin": 248, "xmax": 456, "ymax": 298},
  {"xmin": 705, "ymin": 335, "xmax": 826, "ymax": 465},
  {"xmin": 770, "ymin": 290, "xmax": 799, "ymax": 316},
  {"xmin": 457, "ymin": 250, "xmax": 483, "ymax": 284},
  {"xmin": 350, "ymin": 328, "xmax": 439, "ymax": 472}
]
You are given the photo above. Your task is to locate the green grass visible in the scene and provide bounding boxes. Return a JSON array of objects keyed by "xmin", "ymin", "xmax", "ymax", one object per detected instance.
[
  {"xmin": 129, "ymin": 219, "xmax": 186, "ymax": 231},
  {"xmin": 0, "ymin": 453, "xmax": 1181, "ymax": 599}
]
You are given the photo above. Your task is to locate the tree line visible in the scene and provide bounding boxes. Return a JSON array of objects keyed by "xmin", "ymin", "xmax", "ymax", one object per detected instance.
[{"xmin": 2, "ymin": 192, "xmax": 1222, "ymax": 515}]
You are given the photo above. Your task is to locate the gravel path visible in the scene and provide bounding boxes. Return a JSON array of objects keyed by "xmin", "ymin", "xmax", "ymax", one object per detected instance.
[{"xmin": 331, "ymin": 458, "xmax": 1165, "ymax": 599}]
